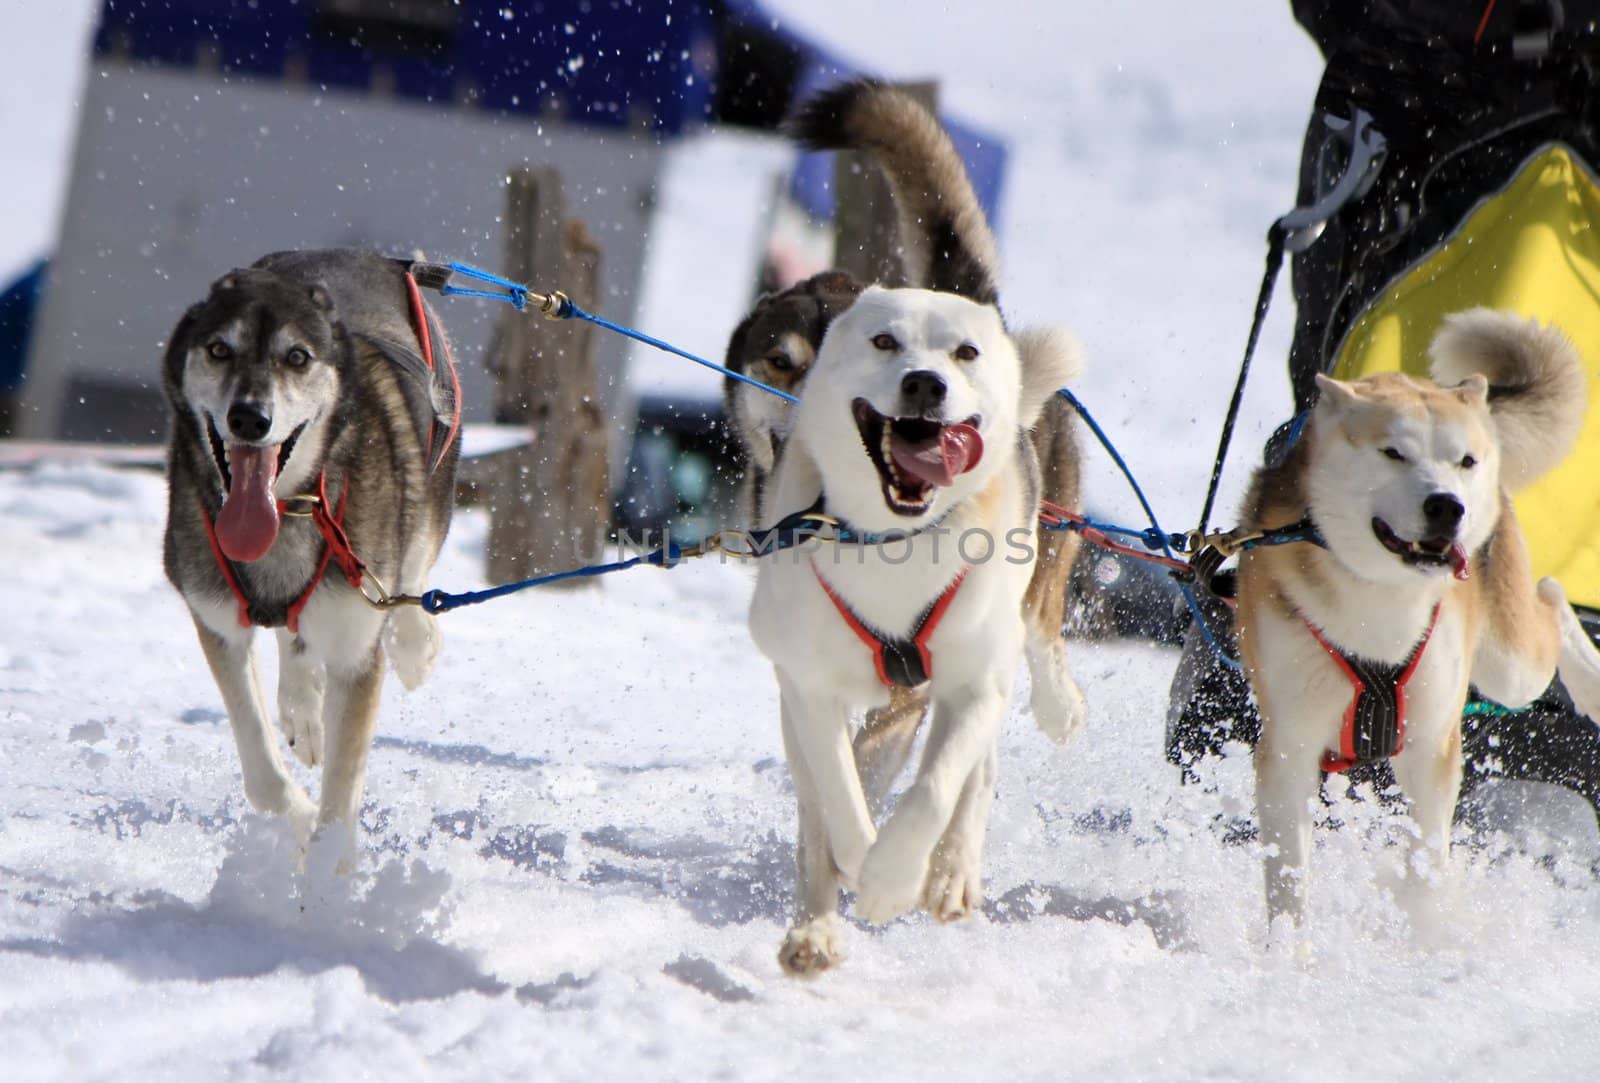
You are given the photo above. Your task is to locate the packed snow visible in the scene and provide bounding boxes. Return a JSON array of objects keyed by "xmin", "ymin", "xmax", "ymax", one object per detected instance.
[{"xmin": 6, "ymin": 2, "xmax": 1600, "ymax": 1080}]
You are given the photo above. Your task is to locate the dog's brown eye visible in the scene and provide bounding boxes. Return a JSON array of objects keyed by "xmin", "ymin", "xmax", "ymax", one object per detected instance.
[
  {"xmin": 954, "ymin": 342, "xmax": 979, "ymax": 362},
  {"xmin": 871, "ymin": 333, "xmax": 899, "ymax": 352},
  {"xmin": 764, "ymin": 350, "xmax": 793, "ymax": 372},
  {"xmin": 284, "ymin": 347, "xmax": 311, "ymax": 368},
  {"xmin": 1381, "ymin": 447, "xmax": 1406, "ymax": 462},
  {"xmin": 206, "ymin": 341, "xmax": 232, "ymax": 361},
  {"xmin": 1460, "ymin": 453, "xmax": 1477, "ymax": 469}
]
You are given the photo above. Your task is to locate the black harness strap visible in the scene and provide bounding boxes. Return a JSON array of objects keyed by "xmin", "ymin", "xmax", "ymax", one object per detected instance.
[{"xmin": 1304, "ymin": 603, "xmax": 1441, "ymax": 773}]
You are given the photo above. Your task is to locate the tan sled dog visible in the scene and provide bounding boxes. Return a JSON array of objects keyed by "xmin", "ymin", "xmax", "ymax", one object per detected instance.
[{"xmin": 1237, "ymin": 308, "xmax": 1600, "ymax": 940}]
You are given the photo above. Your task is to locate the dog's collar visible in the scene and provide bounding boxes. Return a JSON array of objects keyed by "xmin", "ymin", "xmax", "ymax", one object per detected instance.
[
  {"xmin": 1248, "ymin": 517, "xmax": 1326, "ymax": 551},
  {"xmin": 1302, "ymin": 601, "xmax": 1440, "ymax": 774},
  {"xmin": 791, "ymin": 493, "xmax": 963, "ymax": 547}
]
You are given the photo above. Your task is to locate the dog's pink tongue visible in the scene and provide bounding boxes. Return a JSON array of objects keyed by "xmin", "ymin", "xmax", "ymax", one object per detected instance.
[
  {"xmin": 215, "ymin": 444, "xmax": 281, "ymax": 562},
  {"xmin": 890, "ymin": 423, "xmax": 985, "ymax": 487},
  {"xmin": 1449, "ymin": 542, "xmax": 1471, "ymax": 581}
]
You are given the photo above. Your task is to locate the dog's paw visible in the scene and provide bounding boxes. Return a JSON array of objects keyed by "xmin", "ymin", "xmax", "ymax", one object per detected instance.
[
  {"xmin": 1030, "ymin": 674, "xmax": 1088, "ymax": 746},
  {"xmin": 385, "ymin": 607, "xmax": 440, "ymax": 691},
  {"xmin": 1538, "ymin": 576, "xmax": 1569, "ymax": 608},
  {"xmin": 778, "ymin": 918, "xmax": 845, "ymax": 978},
  {"xmin": 307, "ymin": 819, "xmax": 363, "ymax": 878},
  {"xmin": 922, "ymin": 854, "xmax": 983, "ymax": 923},
  {"xmin": 853, "ymin": 839, "xmax": 928, "ymax": 925},
  {"xmin": 285, "ymin": 793, "xmax": 319, "ymax": 856},
  {"xmin": 278, "ymin": 686, "xmax": 324, "ymax": 768},
  {"xmin": 1025, "ymin": 637, "xmax": 1088, "ymax": 746},
  {"xmin": 1265, "ymin": 916, "xmax": 1316, "ymax": 970}
]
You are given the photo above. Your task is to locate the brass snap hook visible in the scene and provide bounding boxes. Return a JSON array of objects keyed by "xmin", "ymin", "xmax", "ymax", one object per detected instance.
[
  {"xmin": 357, "ymin": 569, "xmax": 421, "ymax": 610},
  {"xmin": 280, "ymin": 494, "xmax": 323, "ymax": 518}
]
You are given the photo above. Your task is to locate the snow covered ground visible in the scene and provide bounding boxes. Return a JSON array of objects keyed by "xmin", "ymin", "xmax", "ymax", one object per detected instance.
[
  {"xmin": 7, "ymin": 1, "xmax": 1600, "ymax": 1080},
  {"xmin": 7, "ymin": 464, "xmax": 1600, "ymax": 1081}
]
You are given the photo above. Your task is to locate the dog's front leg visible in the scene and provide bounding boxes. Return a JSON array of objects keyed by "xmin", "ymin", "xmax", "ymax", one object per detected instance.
[
  {"xmin": 778, "ymin": 705, "xmax": 847, "ymax": 977},
  {"xmin": 1253, "ymin": 727, "xmax": 1321, "ymax": 941},
  {"xmin": 922, "ymin": 743, "xmax": 997, "ymax": 923},
  {"xmin": 1389, "ymin": 714, "xmax": 1465, "ymax": 936},
  {"xmin": 275, "ymin": 628, "xmax": 326, "ymax": 768},
  {"xmin": 776, "ymin": 673, "xmax": 877, "ymax": 888},
  {"xmin": 1025, "ymin": 626, "xmax": 1087, "ymax": 746},
  {"xmin": 314, "ymin": 643, "xmax": 385, "ymax": 857},
  {"xmin": 855, "ymin": 674, "xmax": 1007, "ymax": 925},
  {"xmin": 193, "ymin": 616, "xmax": 317, "ymax": 844}
]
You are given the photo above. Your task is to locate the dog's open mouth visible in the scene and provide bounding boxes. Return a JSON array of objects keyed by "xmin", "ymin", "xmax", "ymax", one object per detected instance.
[
  {"xmin": 1372, "ymin": 516, "xmax": 1470, "ymax": 580},
  {"xmin": 206, "ymin": 417, "xmax": 303, "ymax": 563},
  {"xmin": 851, "ymin": 399, "xmax": 983, "ymax": 517}
]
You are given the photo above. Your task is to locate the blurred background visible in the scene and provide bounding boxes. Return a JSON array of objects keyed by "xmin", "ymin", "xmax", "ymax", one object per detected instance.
[{"xmin": 0, "ymin": 0, "xmax": 1320, "ymax": 633}]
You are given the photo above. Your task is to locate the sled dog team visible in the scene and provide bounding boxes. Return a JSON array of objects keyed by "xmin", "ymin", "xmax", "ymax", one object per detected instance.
[{"xmin": 163, "ymin": 80, "xmax": 1600, "ymax": 973}]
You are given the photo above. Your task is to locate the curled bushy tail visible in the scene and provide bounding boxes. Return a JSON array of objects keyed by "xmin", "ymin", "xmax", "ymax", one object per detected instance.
[
  {"xmin": 1014, "ymin": 325, "xmax": 1085, "ymax": 428},
  {"xmin": 790, "ymin": 79, "xmax": 999, "ymax": 305},
  {"xmin": 1429, "ymin": 308, "xmax": 1588, "ymax": 491}
]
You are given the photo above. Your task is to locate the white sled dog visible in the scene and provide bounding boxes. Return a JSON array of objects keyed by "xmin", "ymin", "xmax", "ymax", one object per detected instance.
[
  {"xmin": 1237, "ymin": 307, "xmax": 1600, "ymax": 940},
  {"xmin": 163, "ymin": 249, "xmax": 460, "ymax": 854},
  {"xmin": 724, "ymin": 278, "xmax": 1089, "ymax": 755},
  {"xmin": 748, "ymin": 80, "xmax": 1082, "ymax": 975}
]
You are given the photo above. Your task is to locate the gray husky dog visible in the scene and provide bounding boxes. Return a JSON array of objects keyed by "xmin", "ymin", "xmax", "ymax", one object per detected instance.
[{"xmin": 163, "ymin": 248, "xmax": 460, "ymax": 852}]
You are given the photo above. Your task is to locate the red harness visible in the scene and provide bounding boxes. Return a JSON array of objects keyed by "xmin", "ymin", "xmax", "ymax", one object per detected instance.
[
  {"xmin": 1305, "ymin": 603, "xmax": 1441, "ymax": 773},
  {"xmin": 812, "ymin": 561, "xmax": 969, "ymax": 688},
  {"xmin": 201, "ymin": 472, "xmax": 367, "ymax": 633},
  {"xmin": 403, "ymin": 270, "xmax": 462, "ymax": 473}
]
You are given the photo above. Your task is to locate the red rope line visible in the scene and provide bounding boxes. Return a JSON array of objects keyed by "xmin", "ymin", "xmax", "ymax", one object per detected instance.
[
  {"xmin": 403, "ymin": 271, "xmax": 462, "ymax": 472},
  {"xmin": 1037, "ymin": 503, "xmax": 1192, "ymax": 575},
  {"xmin": 1475, "ymin": 0, "xmax": 1499, "ymax": 45}
]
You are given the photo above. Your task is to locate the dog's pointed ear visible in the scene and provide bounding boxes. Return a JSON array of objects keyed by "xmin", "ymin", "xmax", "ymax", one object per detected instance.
[
  {"xmin": 307, "ymin": 284, "xmax": 334, "ymax": 313},
  {"xmin": 1313, "ymin": 373, "xmax": 1362, "ymax": 415},
  {"xmin": 1454, "ymin": 373, "xmax": 1490, "ymax": 405}
]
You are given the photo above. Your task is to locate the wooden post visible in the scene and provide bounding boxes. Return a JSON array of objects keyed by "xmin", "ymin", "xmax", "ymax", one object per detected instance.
[
  {"xmin": 485, "ymin": 168, "xmax": 611, "ymax": 586},
  {"xmin": 831, "ymin": 80, "xmax": 939, "ymax": 286}
]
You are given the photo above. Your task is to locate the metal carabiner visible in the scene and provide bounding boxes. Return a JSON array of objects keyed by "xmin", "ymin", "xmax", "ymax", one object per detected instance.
[
  {"xmin": 279, "ymin": 494, "xmax": 323, "ymax": 518},
  {"xmin": 356, "ymin": 568, "xmax": 422, "ymax": 610},
  {"xmin": 1205, "ymin": 528, "xmax": 1267, "ymax": 559}
]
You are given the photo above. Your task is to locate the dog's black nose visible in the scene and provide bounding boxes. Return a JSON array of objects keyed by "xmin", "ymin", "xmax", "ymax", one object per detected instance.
[
  {"xmin": 226, "ymin": 401, "xmax": 272, "ymax": 442},
  {"xmin": 901, "ymin": 370, "xmax": 947, "ymax": 414},
  {"xmin": 1422, "ymin": 492, "xmax": 1465, "ymax": 534}
]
